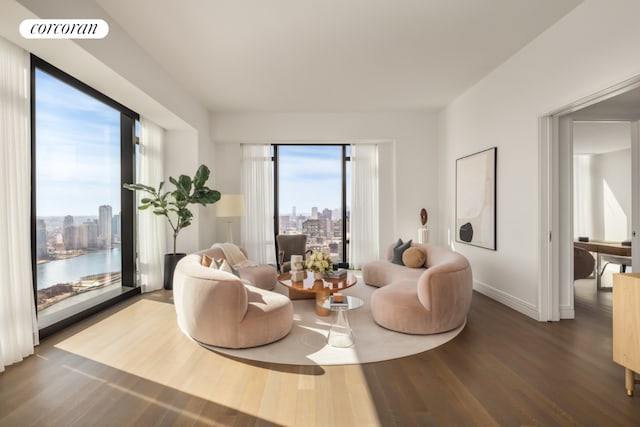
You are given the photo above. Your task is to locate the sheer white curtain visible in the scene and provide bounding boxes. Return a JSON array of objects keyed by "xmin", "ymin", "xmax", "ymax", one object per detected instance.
[
  {"xmin": 241, "ymin": 144, "xmax": 276, "ymax": 264},
  {"xmin": 0, "ymin": 37, "xmax": 39, "ymax": 372},
  {"xmin": 138, "ymin": 118, "xmax": 166, "ymax": 292},
  {"xmin": 573, "ymin": 154, "xmax": 594, "ymax": 239},
  {"xmin": 350, "ymin": 144, "xmax": 379, "ymax": 269}
]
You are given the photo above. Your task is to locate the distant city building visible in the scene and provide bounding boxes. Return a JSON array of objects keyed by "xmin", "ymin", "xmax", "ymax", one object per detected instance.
[
  {"xmin": 98, "ymin": 205, "xmax": 112, "ymax": 249},
  {"xmin": 302, "ymin": 219, "xmax": 320, "ymax": 238},
  {"xmin": 324, "ymin": 218, "xmax": 333, "ymax": 238},
  {"xmin": 53, "ymin": 232, "xmax": 65, "ymax": 252},
  {"xmin": 63, "ymin": 216, "xmax": 75, "ymax": 250},
  {"xmin": 65, "ymin": 224, "xmax": 88, "ymax": 250},
  {"xmin": 63, "ymin": 215, "xmax": 74, "ymax": 228},
  {"xmin": 279, "ymin": 205, "xmax": 348, "ymax": 264},
  {"xmin": 329, "ymin": 242, "xmax": 340, "ymax": 258},
  {"xmin": 112, "ymin": 213, "xmax": 121, "ymax": 243},
  {"xmin": 36, "ymin": 219, "xmax": 47, "ymax": 259},
  {"xmin": 84, "ymin": 220, "xmax": 98, "ymax": 249},
  {"xmin": 333, "ymin": 219, "xmax": 342, "ymax": 238}
]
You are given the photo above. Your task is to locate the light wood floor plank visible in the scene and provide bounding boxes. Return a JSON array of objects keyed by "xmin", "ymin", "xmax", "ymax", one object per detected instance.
[{"xmin": 1, "ymin": 281, "xmax": 639, "ymax": 426}]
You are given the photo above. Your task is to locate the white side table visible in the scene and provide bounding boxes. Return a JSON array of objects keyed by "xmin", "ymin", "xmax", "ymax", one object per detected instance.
[{"xmin": 322, "ymin": 295, "xmax": 364, "ymax": 347}]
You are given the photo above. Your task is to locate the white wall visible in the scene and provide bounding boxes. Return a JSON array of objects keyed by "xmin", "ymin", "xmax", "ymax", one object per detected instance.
[
  {"xmin": 163, "ymin": 130, "xmax": 200, "ymax": 254},
  {"xmin": 437, "ymin": 0, "xmax": 640, "ymax": 320},
  {"xmin": 211, "ymin": 143, "xmax": 243, "ymax": 244},
  {"xmin": 573, "ymin": 149, "xmax": 632, "ymax": 241},
  {"xmin": 591, "ymin": 149, "xmax": 632, "ymax": 241},
  {"xmin": 210, "ymin": 112, "xmax": 437, "ymax": 259}
]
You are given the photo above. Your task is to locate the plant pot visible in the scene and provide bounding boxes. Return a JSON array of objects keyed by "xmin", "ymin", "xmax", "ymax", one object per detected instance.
[
  {"xmin": 313, "ymin": 271, "xmax": 324, "ymax": 280},
  {"xmin": 164, "ymin": 253, "xmax": 186, "ymax": 290}
]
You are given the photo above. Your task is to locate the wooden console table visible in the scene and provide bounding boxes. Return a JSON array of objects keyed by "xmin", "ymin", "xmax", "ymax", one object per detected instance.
[
  {"xmin": 613, "ymin": 273, "xmax": 640, "ymax": 396},
  {"xmin": 574, "ymin": 241, "xmax": 631, "ymax": 289}
]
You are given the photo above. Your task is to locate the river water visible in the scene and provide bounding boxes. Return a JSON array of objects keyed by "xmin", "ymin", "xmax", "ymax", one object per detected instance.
[{"xmin": 36, "ymin": 247, "xmax": 122, "ymax": 290}]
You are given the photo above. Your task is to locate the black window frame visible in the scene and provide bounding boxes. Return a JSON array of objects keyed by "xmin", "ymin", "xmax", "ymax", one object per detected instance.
[
  {"xmin": 30, "ymin": 55, "xmax": 140, "ymax": 338},
  {"xmin": 273, "ymin": 144, "xmax": 350, "ymax": 268}
]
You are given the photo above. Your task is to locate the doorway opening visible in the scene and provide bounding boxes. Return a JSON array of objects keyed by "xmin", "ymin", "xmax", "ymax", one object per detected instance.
[{"xmin": 541, "ymin": 77, "xmax": 640, "ymax": 321}]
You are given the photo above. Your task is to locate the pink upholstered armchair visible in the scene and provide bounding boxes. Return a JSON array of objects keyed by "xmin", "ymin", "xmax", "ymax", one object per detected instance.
[{"xmin": 173, "ymin": 254, "xmax": 293, "ymax": 348}]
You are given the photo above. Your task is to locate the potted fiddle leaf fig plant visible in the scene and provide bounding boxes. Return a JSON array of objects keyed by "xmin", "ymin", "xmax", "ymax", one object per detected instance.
[{"xmin": 124, "ymin": 164, "xmax": 221, "ymax": 289}]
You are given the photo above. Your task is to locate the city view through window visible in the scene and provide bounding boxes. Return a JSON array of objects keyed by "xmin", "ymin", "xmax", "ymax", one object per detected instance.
[
  {"xmin": 34, "ymin": 67, "xmax": 124, "ymax": 325},
  {"xmin": 276, "ymin": 145, "xmax": 349, "ymax": 263}
]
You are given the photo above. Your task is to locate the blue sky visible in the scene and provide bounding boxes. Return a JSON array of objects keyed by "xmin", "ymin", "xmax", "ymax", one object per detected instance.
[
  {"xmin": 278, "ymin": 145, "xmax": 346, "ymax": 215},
  {"xmin": 35, "ymin": 69, "xmax": 121, "ymax": 217},
  {"xmin": 35, "ymin": 70, "xmax": 348, "ymax": 218}
]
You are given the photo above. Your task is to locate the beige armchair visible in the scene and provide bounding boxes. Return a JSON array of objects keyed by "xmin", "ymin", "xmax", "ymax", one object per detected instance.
[{"xmin": 173, "ymin": 254, "xmax": 293, "ymax": 349}]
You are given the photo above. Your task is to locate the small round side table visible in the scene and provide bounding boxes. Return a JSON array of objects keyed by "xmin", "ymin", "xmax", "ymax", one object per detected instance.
[{"xmin": 322, "ymin": 295, "xmax": 364, "ymax": 347}]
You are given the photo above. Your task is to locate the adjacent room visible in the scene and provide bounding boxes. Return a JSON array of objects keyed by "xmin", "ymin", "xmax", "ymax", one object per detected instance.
[
  {"xmin": 573, "ymin": 121, "xmax": 633, "ymax": 294},
  {"xmin": 1, "ymin": 0, "xmax": 640, "ymax": 425}
]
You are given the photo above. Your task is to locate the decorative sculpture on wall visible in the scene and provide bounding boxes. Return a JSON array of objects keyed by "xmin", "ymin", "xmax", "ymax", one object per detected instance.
[
  {"xmin": 418, "ymin": 208, "xmax": 429, "ymax": 243},
  {"xmin": 420, "ymin": 208, "xmax": 428, "ymax": 227}
]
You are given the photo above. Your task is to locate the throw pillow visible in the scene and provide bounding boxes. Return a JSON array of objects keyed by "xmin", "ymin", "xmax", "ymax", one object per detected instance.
[
  {"xmin": 391, "ymin": 239, "xmax": 412, "ymax": 265},
  {"xmin": 201, "ymin": 254, "xmax": 214, "ymax": 267},
  {"xmin": 214, "ymin": 258, "xmax": 241, "ymax": 278},
  {"xmin": 402, "ymin": 247, "xmax": 426, "ymax": 268}
]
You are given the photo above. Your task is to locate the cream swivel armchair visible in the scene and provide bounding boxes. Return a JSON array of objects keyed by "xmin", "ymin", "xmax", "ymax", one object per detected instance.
[{"xmin": 173, "ymin": 254, "xmax": 293, "ymax": 349}]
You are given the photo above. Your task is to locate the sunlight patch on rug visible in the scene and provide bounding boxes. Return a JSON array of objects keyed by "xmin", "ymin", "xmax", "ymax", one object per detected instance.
[{"xmin": 198, "ymin": 279, "xmax": 465, "ymax": 366}]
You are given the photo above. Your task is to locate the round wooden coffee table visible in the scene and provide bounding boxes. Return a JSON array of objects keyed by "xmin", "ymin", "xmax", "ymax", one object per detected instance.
[{"xmin": 277, "ymin": 271, "xmax": 358, "ymax": 316}]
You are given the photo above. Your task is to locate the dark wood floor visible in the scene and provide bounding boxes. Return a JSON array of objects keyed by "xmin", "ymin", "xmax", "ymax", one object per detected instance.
[{"xmin": 0, "ymin": 281, "xmax": 638, "ymax": 426}]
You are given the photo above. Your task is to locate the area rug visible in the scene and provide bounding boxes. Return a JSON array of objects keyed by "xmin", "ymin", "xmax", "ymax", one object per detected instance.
[{"xmin": 200, "ymin": 276, "xmax": 465, "ymax": 366}]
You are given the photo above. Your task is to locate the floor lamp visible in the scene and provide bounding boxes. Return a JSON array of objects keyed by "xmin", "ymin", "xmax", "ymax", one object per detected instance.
[{"xmin": 216, "ymin": 194, "xmax": 245, "ymax": 243}]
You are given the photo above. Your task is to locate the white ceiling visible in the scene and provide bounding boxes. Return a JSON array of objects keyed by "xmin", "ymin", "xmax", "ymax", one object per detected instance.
[
  {"xmin": 94, "ymin": 0, "xmax": 581, "ymax": 113},
  {"xmin": 573, "ymin": 121, "xmax": 631, "ymax": 155},
  {"xmin": 571, "ymin": 86, "xmax": 640, "ymax": 121}
]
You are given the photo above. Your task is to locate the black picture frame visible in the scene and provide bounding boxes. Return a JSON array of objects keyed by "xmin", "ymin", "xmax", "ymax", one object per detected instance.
[{"xmin": 455, "ymin": 147, "xmax": 497, "ymax": 250}]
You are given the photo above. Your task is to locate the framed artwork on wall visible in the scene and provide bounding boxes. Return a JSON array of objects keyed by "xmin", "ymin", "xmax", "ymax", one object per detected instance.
[{"xmin": 455, "ymin": 147, "xmax": 497, "ymax": 250}]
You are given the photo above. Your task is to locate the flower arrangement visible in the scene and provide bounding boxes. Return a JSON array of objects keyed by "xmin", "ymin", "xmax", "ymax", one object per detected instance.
[{"xmin": 305, "ymin": 250, "xmax": 333, "ymax": 274}]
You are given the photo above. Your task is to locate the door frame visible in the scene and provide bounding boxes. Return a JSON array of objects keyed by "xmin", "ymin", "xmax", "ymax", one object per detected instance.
[{"xmin": 540, "ymin": 75, "xmax": 640, "ymax": 321}]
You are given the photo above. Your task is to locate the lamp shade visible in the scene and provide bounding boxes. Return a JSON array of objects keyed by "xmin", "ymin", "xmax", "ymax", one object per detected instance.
[{"xmin": 216, "ymin": 194, "xmax": 245, "ymax": 217}]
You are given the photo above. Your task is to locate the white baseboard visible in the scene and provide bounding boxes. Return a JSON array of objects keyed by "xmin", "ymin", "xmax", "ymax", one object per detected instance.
[
  {"xmin": 560, "ymin": 306, "xmax": 575, "ymax": 319},
  {"xmin": 473, "ymin": 280, "xmax": 541, "ymax": 321}
]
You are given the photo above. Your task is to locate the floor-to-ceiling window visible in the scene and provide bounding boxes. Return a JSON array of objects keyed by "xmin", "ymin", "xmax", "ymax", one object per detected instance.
[
  {"xmin": 31, "ymin": 56, "xmax": 138, "ymax": 334},
  {"xmin": 274, "ymin": 145, "xmax": 350, "ymax": 267}
]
